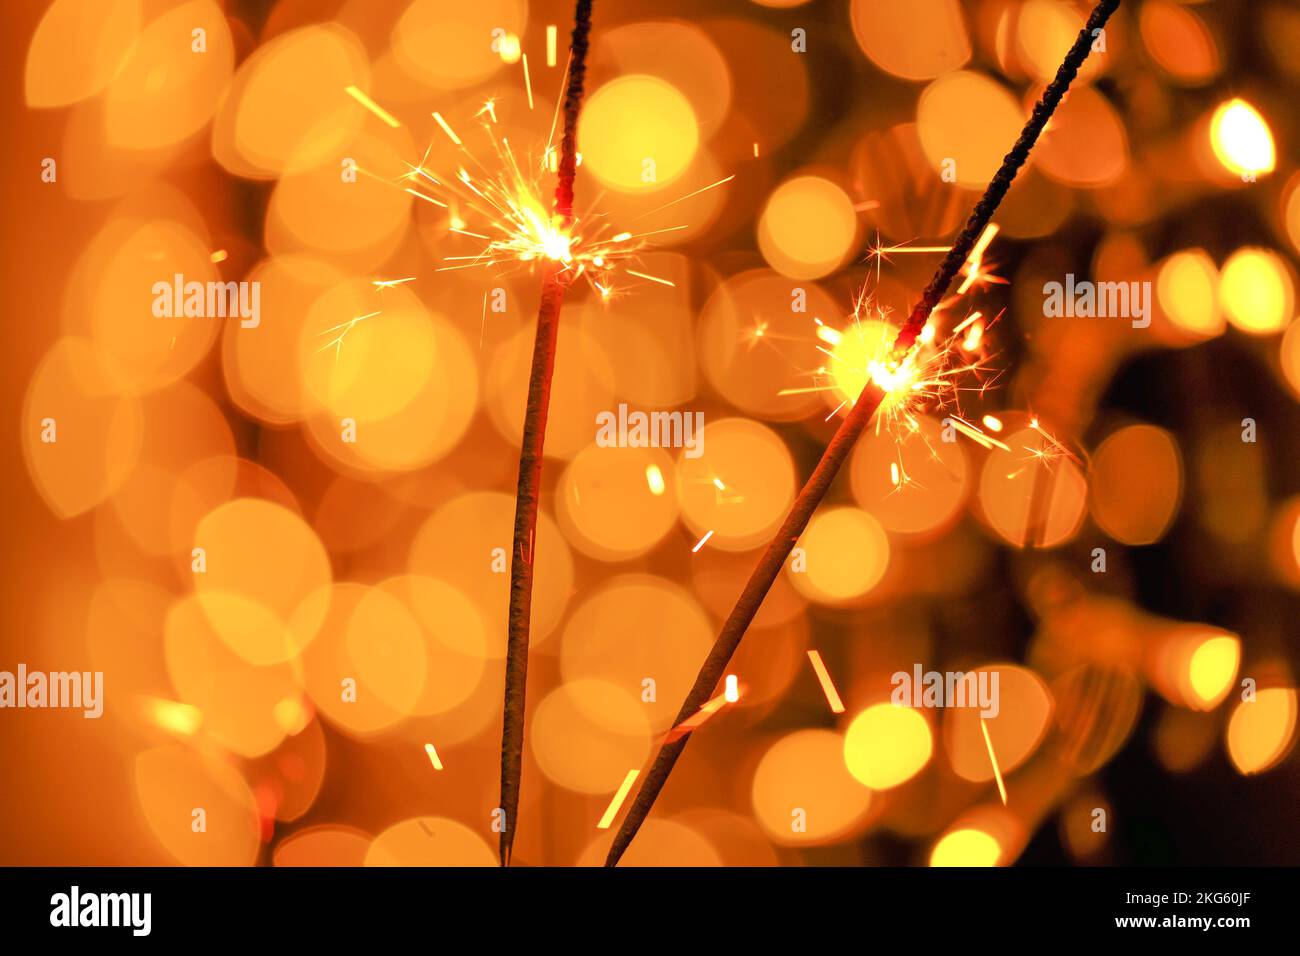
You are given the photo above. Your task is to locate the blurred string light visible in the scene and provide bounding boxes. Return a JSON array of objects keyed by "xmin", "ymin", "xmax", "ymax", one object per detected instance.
[{"xmin": 1209, "ymin": 98, "xmax": 1276, "ymax": 179}]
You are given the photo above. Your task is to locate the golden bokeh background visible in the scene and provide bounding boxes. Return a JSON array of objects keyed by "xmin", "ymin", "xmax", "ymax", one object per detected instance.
[{"xmin": 3, "ymin": 0, "xmax": 1299, "ymax": 867}]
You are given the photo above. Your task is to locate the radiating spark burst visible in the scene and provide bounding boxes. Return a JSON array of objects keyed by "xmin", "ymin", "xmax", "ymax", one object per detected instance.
[
  {"xmin": 1005, "ymin": 416, "xmax": 1080, "ymax": 479},
  {"xmin": 424, "ymin": 742, "xmax": 444, "ymax": 771},
  {"xmin": 980, "ymin": 716, "xmax": 1008, "ymax": 806},
  {"xmin": 779, "ymin": 228, "xmax": 1011, "ymax": 487},
  {"xmin": 781, "ymin": 292, "xmax": 1003, "ymax": 488},
  {"xmin": 806, "ymin": 650, "xmax": 846, "ymax": 714},
  {"xmin": 597, "ymin": 769, "xmax": 640, "ymax": 829},
  {"xmin": 381, "ymin": 52, "xmax": 733, "ymax": 301},
  {"xmin": 315, "ymin": 310, "xmax": 380, "ymax": 364}
]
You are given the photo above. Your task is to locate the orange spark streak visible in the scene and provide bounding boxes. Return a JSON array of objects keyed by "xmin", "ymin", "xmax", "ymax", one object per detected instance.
[
  {"xmin": 345, "ymin": 85, "xmax": 401, "ymax": 128},
  {"xmin": 806, "ymin": 650, "xmax": 846, "ymax": 713},
  {"xmin": 662, "ymin": 685, "xmax": 743, "ymax": 744},
  {"xmin": 424, "ymin": 742, "xmax": 444, "ymax": 771},
  {"xmin": 980, "ymin": 717, "xmax": 1008, "ymax": 805},
  {"xmin": 432, "ymin": 111, "xmax": 462, "ymax": 146},
  {"xmin": 625, "ymin": 269, "xmax": 675, "ymax": 287},
  {"xmin": 948, "ymin": 415, "xmax": 1011, "ymax": 451},
  {"xmin": 405, "ymin": 187, "xmax": 448, "ymax": 207},
  {"xmin": 522, "ymin": 54, "xmax": 534, "ymax": 110},
  {"xmin": 546, "ymin": 25, "xmax": 558, "ymax": 67},
  {"xmin": 691, "ymin": 530, "xmax": 714, "ymax": 552},
  {"xmin": 957, "ymin": 223, "xmax": 999, "ymax": 294},
  {"xmin": 597, "ymin": 770, "xmax": 640, "ymax": 829},
  {"xmin": 632, "ymin": 174, "xmax": 735, "ymax": 221}
]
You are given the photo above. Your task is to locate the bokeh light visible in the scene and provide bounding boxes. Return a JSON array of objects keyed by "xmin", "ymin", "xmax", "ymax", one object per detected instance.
[
  {"xmin": 1219, "ymin": 247, "xmax": 1294, "ymax": 335},
  {"xmin": 843, "ymin": 704, "xmax": 933, "ymax": 789},
  {"xmin": 1226, "ymin": 688, "xmax": 1298, "ymax": 775},
  {"xmin": 579, "ymin": 75, "xmax": 699, "ymax": 192},
  {"xmin": 1209, "ymin": 98, "xmax": 1276, "ymax": 178}
]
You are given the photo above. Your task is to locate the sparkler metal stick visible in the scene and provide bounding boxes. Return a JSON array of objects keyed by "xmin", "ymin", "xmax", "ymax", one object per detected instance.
[
  {"xmin": 605, "ymin": 0, "xmax": 1122, "ymax": 866},
  {"xmin": 499, "ymin": 0, "xmax": 594, "ymax": 868}
]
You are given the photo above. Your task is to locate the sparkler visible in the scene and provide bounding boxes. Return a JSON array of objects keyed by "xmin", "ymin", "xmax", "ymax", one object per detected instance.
[
  {"xmin": 498, "ymin": 0, "xmax": 593, "ymax": 869},
  {"xmin": 604, "ymin": 0, "xmax": 1124, "ymax": 867}
]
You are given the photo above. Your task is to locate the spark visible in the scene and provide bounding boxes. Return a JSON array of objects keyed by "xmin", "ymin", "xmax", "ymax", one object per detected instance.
[
  {"xmin": 431, "ymin": 111, "xmax": 462, "ymax": 146},
  {"xmin": 711, "ymin": 477, "xmax": 744, "ymax": 505},
  {"xmin": 865, "ymin": 233, "xmax": 950, "ymax": 284},
  {"xmin": 478, "ymin": 290, "xmax": 488, "ymax": 351},
  {"xmin": 406, "ymin": 187, "xmax": 448, "ymax": 208},
  {"xmin": 411, "ymin": 111, "xmax": 685, "ymax": 296},
  {"xmin": 780, "ymin": 249, "xmax": 1011, "ymax": 485},
  {"xmin": 662, "ymin": 685, "xmax": 743, "ymax": 744},
  {"xmin": 806, "ymin": 650, "xmax": 846, "ymax": 714},
  {"xmin": 982, "ymin": 414, "xmax": 1004, "ymax": 432},
  {"xmin": 1008, "ymin": 416, "xmax": 1079, "ymax": 476},
  {"xmin": 624, "ymin": 269, "xmax": 675, "ymax": 287},
  {"xmin": 345, "ymin": 85, "xmax": 401, "ymax": 129},
  {"xmin": 789, "ymin": 291, "xmax": 996, "ymax": 450},
  {"xmin": 949, "ymin": 415, "xmax": 1011, "ymax": 451},
  {"xmin": 753, "ymin": 142, "xmax": 760, "ymax": 158},
  {"xmin": 315, "ymin": 310, "xmax": 380, "ymax": 364},
  {"xmin": 952, "ymin": 310, "xmax": 982, "ymax": 336},
  {"xmin": 957, "ymin": 223, "xmax": 1001, "ymax": 294},
  {"xmin": 424, "ymin": 742, "xmax": 444, "ymax": 771},
  {"xmin": 692, "ymin": 529, "xmax": 714, "ymax": 553},
  {"xmin": 372, "ymin": 276, "xmax": 417, "ymax": 290},
  {"xmin": 546, "ymin": 25, "xmax": 558, "ymax": 67},
  {"xmin": 597, "ymin": 770, "xmax": 640, "ymax": 829},
  {"xmin": 980, "ymin": 717, "xmax": 1008, "ymax": 806},
  {"xmin": 631, "ymin": 174, "xmax": 735, "ymax": 222},
  {"xmin": 645, "ymin": 465, "xmax": 665, "ymax": 496},
  {"xmin": 210, "ymin": 249, "xmax": 227, "ymax": 264},
  {"xmin": 344, "ymin": 64, "xmax": 733, "ymax": 314},
  {"xmin": 522, "ymin": 54, "xmax": 534, "ymax": 110},
  {"xmin": 724, "ymin": 674, "xmax": 739, "ymax": 703}
]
